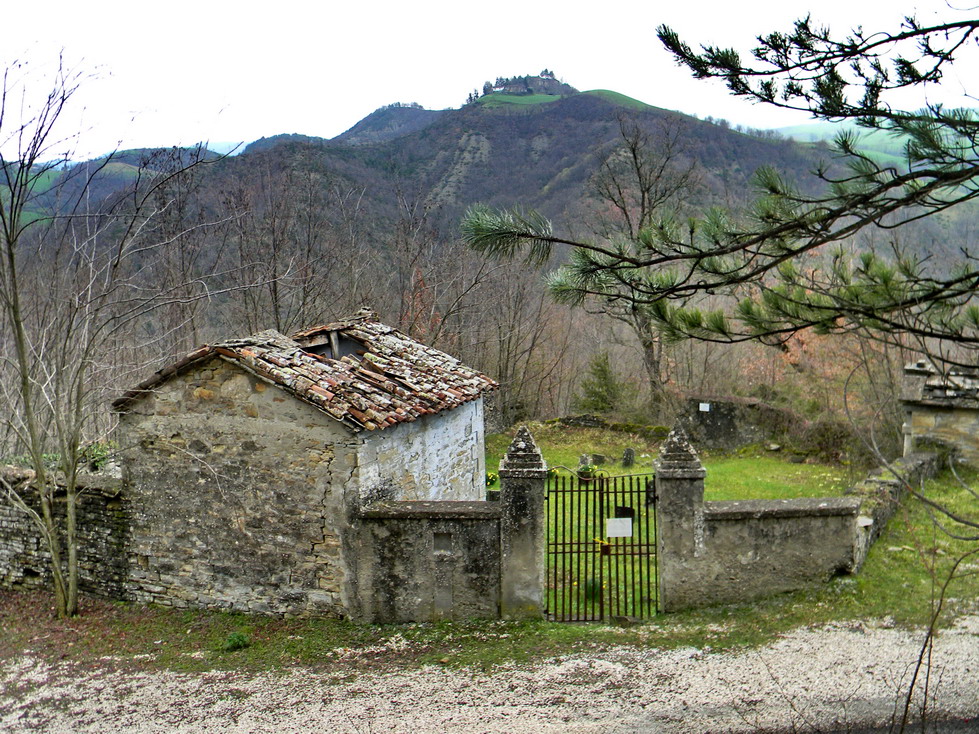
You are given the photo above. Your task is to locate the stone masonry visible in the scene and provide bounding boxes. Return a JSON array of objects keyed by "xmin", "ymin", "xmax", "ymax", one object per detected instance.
[
  {"xmin": 120, "ymin": 358, "xmax": 352, "ymax": 616},
  {"xmin": 0, "ymin": 468, "xmax": 128, "ymax": 598},
  {"xmin": 498, "ymin": 427, "xmax": 547, "ymax": 619},
  {"xmin": 655, "ymin": 426, "xmax": 860, "ymax": 612}
]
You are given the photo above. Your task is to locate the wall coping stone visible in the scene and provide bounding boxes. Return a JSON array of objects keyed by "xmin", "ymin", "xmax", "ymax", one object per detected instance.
[
  {"xmin": 1, "ymin": 465, "xmax": 122, "ymax": 497},
  {"xmin": 359, "ymin": 500, "xmax": 501, "ymax": 520},
  {"xmin": 705, "ymin": 496, "xmax": 861, "ymax": 521},
  {"xmin": 902, "ymin": 398, "xmax": 979, "ymax": 409}
]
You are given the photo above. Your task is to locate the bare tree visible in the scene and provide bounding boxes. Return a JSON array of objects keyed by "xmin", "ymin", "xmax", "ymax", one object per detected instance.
[
  {"xmin": 220, "ymin": 153, "xmax": 376, "ymax": 335},
  {"xmin": 0, "ymin": 59, "xmax": 240, "ymax": 618}
]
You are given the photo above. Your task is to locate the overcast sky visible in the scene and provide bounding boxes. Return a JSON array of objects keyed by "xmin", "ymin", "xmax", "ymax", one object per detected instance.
[{"xmin": 5, "ymin": 0, "xmax": 977, "ymax": 159}]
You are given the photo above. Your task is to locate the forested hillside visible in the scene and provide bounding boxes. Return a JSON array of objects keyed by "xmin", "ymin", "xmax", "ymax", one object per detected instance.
[{"xmin": 5, "ymin": 74, "xmax": 930, "ymax": 446}]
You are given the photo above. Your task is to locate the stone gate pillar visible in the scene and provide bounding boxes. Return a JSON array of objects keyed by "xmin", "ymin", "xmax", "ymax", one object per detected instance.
[
  {"xmin": 654, "ymin": 425, "xmax": 706, "ymax": 613},
  {"xmin": 498, "ymin": 426, "xmax": 547, "ymax": 619}
]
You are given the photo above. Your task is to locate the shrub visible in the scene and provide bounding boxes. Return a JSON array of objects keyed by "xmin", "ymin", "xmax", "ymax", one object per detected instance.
[{"xmin": 221, "ymin": 631, "xmax": 250, "ymax": 652}]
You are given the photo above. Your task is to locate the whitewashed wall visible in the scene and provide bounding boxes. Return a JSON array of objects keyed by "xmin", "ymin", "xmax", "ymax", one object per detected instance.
[{"xmin": 358, "ymin": 399, "xmax": 486, "ymax": 501}]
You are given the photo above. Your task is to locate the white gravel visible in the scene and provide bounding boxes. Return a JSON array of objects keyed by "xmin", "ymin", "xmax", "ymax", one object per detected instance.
[{"xmin": 2, "ymin": 617, "xmax": 978, "ymax": 733}]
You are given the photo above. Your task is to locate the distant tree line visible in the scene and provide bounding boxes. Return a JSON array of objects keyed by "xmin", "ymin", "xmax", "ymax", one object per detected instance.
[{"xmin": 377, "ymin": 102, "xmax": 424, "ymax": 111}]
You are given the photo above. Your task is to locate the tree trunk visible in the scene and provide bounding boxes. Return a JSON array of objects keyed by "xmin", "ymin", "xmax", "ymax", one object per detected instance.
[{"xmin": 66, "ymin": 484, "xmax": 79, "ymax": 616}]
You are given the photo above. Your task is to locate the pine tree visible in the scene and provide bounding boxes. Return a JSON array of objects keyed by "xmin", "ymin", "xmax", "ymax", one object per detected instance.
[
  {"xmin": 463, "ymin": 12, "xmax": 979, "ymax": 366},
  {"xmin": 573, "ymin": 352, "xmax": 628, "ymax": 414}
]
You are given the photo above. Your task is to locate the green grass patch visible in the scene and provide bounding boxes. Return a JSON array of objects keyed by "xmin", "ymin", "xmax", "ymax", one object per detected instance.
[
  {"xmin": 477, "ymin": 93, "xmax": 563, "ymax": 107},
  {"xmin": 703, "ymin": 455, "xmax": 850, "ymax": 500},
  {"xmin": 487, "ymin": 423, "xmax": 851, "ymax": 500},
  {"xmin": 582, "ymin": 89, "xmax": 663, "ymax": 112}
]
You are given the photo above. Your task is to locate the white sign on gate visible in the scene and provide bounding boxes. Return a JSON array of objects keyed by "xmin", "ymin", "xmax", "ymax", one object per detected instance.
[{"xmin": 606, "ymin": 517, "xmax": 633, "ymax": 538}]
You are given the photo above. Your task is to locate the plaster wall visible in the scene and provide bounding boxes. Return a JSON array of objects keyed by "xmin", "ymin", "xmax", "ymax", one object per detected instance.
[
  {"xmin": 659, "ymin": 495, "xmax": 859, "ymax": 611},
  {"xmin": 351, "ymin": 502, "xmax": 501, "ymax": 622},
  {"xmin": 697, "ymin": 500, "xmax": 856, "ymax": 607},
  {"xmin": 358, "ymin": 399, "xmax": 486, "ymax": 501}
]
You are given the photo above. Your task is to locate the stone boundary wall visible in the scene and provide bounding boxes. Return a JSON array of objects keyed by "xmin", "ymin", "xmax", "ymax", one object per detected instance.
[
  {"xmin": 847, "ymin": 452, "xmax": 942, "ymax": 570},
  {"xmin": 655, "ymin": 429, "xmax": 940, "ymax": 612},
  {"xmin": 0, "ymin": 469, "xmax": 129, "ymax": 599},
  {"xmin": 352, "ymin": 502, "xmax": 502, "ymax": 623}
]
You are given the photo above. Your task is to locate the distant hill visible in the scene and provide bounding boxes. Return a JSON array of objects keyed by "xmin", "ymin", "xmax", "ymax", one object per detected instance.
[
  {"xmin": 35, "ymin": 78, "xmax": 836, "ymax": 243},
  {"xmin": 205, "ymin": 85, "xmax": 828, "ymax": 236},
  {"xmin": 332, "ymin": 104, "xmax": 446, "ymax": 146},
  {"xmin": 244, "ymin": 133, "xmax": 330, "ymax": 155},
  {"xmin": 27, "ymin": 146, "xmax": 224, "ymax": 216}
]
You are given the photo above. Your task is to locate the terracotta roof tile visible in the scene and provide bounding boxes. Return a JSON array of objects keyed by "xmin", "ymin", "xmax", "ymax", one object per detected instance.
[{"xmin": 112, "ymin": 310, "xmax": 497, "ymax": 432}]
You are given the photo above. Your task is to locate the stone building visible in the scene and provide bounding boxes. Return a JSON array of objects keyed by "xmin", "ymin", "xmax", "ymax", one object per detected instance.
[
  {"xmin": 902, "ymin": 360, "xmax": 979, "ymax": 466},
  {"xmin": 106, "ymin": 308, "xmax": 498, "ymax": 618}
]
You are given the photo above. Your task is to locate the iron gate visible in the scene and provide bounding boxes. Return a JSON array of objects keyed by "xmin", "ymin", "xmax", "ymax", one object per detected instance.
[{"xmin": 545, "ymin": 472, "xmax": 657, "ymax": 622}]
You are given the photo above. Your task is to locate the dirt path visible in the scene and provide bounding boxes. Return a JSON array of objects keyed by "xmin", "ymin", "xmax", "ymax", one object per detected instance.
[{"xmin": 3, "ymin": 616, "xmax": 978, "ymax": 733}]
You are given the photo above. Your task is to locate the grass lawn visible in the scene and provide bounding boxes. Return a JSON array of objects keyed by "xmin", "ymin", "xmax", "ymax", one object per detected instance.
[
  {"xmin": 477, "ymin": 93, "xmax": 563, "ymax": 107},
  {"xmin": 486, "ymin": 422, "xmax": 853, "ymax": 500}
]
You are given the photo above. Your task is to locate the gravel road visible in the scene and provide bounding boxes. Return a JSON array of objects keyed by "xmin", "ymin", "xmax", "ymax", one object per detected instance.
[{"xmin": 3, "ymin": 616, "xmax": 978, "ymax": 733}]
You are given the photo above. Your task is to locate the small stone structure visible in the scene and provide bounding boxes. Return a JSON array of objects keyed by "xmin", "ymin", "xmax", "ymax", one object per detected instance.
[
  {"xmin": 656, "ymin": 426, "xmax": 862, "ymax": 611},
  {"xmin": 681, "ymin": 397, "xmax": 793, "ymax": 451},
  {"xmin": 902, "ymin": 360, "xmax": 979, "ymax": 466},
  {"xmin": 1, "ymin": 311, "xmax": 554, "ymax": 623}
]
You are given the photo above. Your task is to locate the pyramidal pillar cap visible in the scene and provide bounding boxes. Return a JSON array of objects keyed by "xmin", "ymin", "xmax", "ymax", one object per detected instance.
[
  {"xmin": 500, "ymin": 426, "xmax": 547, "ymax": 475},
  {"xmin": 656, "ymin": 424, "xmax": 705, "ymax": 478}
]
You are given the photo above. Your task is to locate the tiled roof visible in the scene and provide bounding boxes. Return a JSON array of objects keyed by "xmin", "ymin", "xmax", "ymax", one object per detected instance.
[{"xmin": 112, "ymin": 310, "xmax": 497, "ymax": 432}]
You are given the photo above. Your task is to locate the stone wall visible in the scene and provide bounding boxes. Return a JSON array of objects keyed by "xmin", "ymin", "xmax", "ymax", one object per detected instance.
[
  {"xmin": 656, "ymin": 427, "xmax": 860, "ymax": 612},
  {"xmin": 351, "ymin": 502, "xmax": 502, "ymax": 622},
  {"xmin": 693, "ymin": 499, "xmax": 859, "ymax": 608},
  {"xmin": 119, "ymin": 357, "xmax": 353, "ymax": 617},
  {"xmin": 848, "ymin": 452, "xmax": 942, "ymax": 570},
  {"xmin": 0, "ymin": 470, "xmax": 128, "ymax": 598}
]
